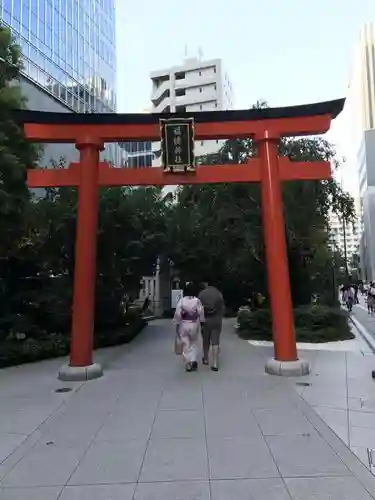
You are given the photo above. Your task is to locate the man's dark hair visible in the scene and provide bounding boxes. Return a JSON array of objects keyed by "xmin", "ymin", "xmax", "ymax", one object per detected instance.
[{"xmin": 183, "ymin": 282, "xmax": 197, "ymax": 297}]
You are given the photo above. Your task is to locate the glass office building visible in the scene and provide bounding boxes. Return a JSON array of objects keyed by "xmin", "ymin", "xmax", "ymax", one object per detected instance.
[
  {"xmin": 1, "ymin": 0, "xmax": 122, "ymax": 164},
  {"xmin": 120, "ymin": 141, "xmax": 153, "ymax": 168},
  {"xmin": 1, "ymin": 0, "xmax": 117, "ymax": 113}
]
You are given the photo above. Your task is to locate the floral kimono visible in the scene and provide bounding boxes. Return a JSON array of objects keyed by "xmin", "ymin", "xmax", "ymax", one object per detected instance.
[{"xmin": 173, "ymin": 296, "xmax": 205, "ymax": 370}]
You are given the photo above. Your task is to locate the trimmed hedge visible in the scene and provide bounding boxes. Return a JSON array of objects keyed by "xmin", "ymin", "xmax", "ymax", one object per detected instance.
[
  {"xmin": 236, "ymin": 305, "xmax": 354, "ymax": 343},
  {"xmin": 0, "ymin": 307, "xmax": 147, "ymax": 369}
]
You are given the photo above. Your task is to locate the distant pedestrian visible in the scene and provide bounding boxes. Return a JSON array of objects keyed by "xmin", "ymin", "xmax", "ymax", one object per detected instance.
[
  {"xmin": 368, "ymin": 283, "xmax": 375, "ymax": 314},
  {"xmin": 353, "ymin": 284, "xmax": 359, "ymax": 304},
  {"xmin": 343, "ymin": 286, "xmax": 354, "ymax": 312}
]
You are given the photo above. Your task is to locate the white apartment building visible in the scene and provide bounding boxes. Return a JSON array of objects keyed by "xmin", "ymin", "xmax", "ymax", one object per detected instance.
[
  {"xmin": 140, "ymin": 57, "xmax": 233, "ymax": 313},
  {"xmin": 329, "ymin": 212, "xmax": 360, "ymax": 268},
  {"xmin": 150, "ymin": 56, "xmax": 234, "ymax": 162}
]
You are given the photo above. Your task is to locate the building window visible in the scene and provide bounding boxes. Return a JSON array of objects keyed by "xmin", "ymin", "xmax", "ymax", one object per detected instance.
[
  {"xmin": 199, "ymin": 88, "xmax": 202, "ymax": 92},
  {"xmin": 199, "ymin": 71, "xmax": 201, "ymax": 76},
  {"xmin": 200, "ymin": 104, "xmax": 202, "ymax": 110}
]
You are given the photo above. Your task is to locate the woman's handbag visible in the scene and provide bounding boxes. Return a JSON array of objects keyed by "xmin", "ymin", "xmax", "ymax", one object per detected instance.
[{"xmin": 174, "ymin": 331, "xmax": 183, "ymax": 355}]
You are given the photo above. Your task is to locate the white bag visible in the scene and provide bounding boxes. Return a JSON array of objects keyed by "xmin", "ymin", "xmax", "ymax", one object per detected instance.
[{"xmin": 174, "ymin": 334, "xmax": 183, "ymax": 355}]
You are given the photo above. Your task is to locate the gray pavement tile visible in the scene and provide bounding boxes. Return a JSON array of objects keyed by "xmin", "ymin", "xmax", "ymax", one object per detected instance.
[
  {"xmin": 350, "ymin": 426, "xmax": 375, "ymax": 448},
  {"xmin": 159, "ymin": 389, "xmax": 203, "ymax": 410},
  {"xmin": 302, "ymin": 392, "xmax": 348, "ymax": 410},
  {"xmin": 2, "ymin": 441, "xmax": 87, "ymax": 487},
  {"xmin": 115, "ymin": 391, "xmax": 163, "ymax": 412},
  {"xmin": 94, "ymin": 412, "xmax": 154, "ymax": 442},
  {"xmin": 330, "ymin": 424, "xmax": 350, "ymax": 446},
  {"xmin": 0, "ymin": 430, "xmax": 43, "ymax": 479},
  {"xmin": 285, "ymin": 476, "xmax": 375, "ymax": 499},
  {"xmin": 350, "ymin": 410, "xmax": 375, "ymax": 429},
  {"xmin": 139, "ymin": 437, "xmax": 208, "ymax": 482},
  {"xmin": 204, "ymin": 408, "xmax": 262, "ymax": 439},
  {"xmin": 59, "ymin": 399, "xmax": 115, "ymax": 416},
  {"xmin": 151, "ymin": 410, "xmax": 205, "ymax": 438},
  {"xmin": 348, "ymin": 397, "xmax": 375, "ymax": 413},
  {"xmin": 68, "ymin": 440, "xmax": 147, "ymax": 485},
  {"xmin": 210, "ymin": 478, "xmax": 291, "ymax": 500},
  {"xmin": 305, "ymin": 382, "xmax": 349, "ymax": 397},
  {"xmin": 59, "ymin": 484, "xmax": 136, "ymax": 500},
  {"xmin": 134, "ymin": 481, "xmax": 210, "ymax": 500},
  {"xmin": 347, "ymin": 380, "xmax": 375, "ymax": 399},
  {"xmin": 350, "ymin": 446, "xmax": 371, "ymax": 468},
  {"xmin": 265, "ymin": 433, "xmax": 350, "ymax": 477},
  {"xmin": 0, "ymin": 432, "xmax": 28, "ymax": 463},
  {"xmin": 253, "ymin": 408, "xmax": 316, "ymax": 436},
  {"xmin": 314, "ymin": 407, "xmax": 349, "ymax": 428},
  {"xmin": 38, "ymin": 413, "xmax": 105, "ymax": 446},
  {"xmin": 202, "ymin": 389, "xmax": 251, "ymax": 410},
  {"xmin": 207, "ymin": 436, "xmax": 279, "ymax": 480},
  {"xmin": 302, "ymin": 377, "xmax": 347, "ymax": 390},
  {"xmin": 0, "ymin": 486, "xmax": 63, "ymax": 500},
  {"xmin": 0, "ymin": 408, "xmax": 54, "ymax": 435},
  {"xmin": 247, "ymin": 392, "xmax": 301, "ymax": 410}
]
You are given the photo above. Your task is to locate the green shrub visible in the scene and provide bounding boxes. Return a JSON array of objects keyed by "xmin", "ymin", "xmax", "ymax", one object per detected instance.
[
  {"xmin": 0, "ymin": 307, "xmax": 146, "ymax": 369},
  {"xmin": 94, "ymin": 307, "xmax": 146, "ymax": 348},
  {"xmin": 236, "ymin": 305, "xmax": 353, "ymax": 343}
]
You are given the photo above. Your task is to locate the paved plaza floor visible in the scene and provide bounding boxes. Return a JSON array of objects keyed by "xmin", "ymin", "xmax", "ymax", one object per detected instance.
[{"xmin": 1, "ymin": 318, "xmax": 375, "ymax": 499}]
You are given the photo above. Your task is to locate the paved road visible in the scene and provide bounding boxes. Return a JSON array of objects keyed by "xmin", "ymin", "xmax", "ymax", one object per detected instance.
[{"xmin": 1, "ymin": 319, "xmax": 375, "ymax": 499}]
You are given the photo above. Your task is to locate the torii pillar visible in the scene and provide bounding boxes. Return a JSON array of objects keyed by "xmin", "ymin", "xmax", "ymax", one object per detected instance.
[{"xmin": 22, "ymin": 98, "xmax": 344, "ymax": 380}]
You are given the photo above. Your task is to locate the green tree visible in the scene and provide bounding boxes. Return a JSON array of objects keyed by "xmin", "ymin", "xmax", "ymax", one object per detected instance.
[
  {"xmin": 0, "ymin": 26, "xmax": 40, "ymax": 259},
  {"xmin": 96, "ymin": 186, "xmax": 167, "ymax": 324},
  {"xmin": 25, "ymin": 183, "xmax": 168, "ymax": 330},
  {"xmin": 0, "ymin": 26, "xmax": 43, "ymax": 340}
]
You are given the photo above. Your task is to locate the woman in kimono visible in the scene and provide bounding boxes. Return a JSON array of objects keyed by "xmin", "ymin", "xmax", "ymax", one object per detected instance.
[{"xmin": 174, "ymin": 282, "xmax": 205, "ymax": 372}]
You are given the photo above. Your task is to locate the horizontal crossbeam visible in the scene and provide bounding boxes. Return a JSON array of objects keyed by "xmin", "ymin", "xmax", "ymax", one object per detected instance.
[
  {"xmin": 27, "ymin": 158, "xmax": 331, "ymax": 188},
  {"xmin": 24, "ymin": 115, "xmax": 332, "ymax": 143}
]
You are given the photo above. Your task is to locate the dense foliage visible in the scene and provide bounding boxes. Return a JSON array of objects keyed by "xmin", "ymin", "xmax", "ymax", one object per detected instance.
[{"xmin": 236, "ymin": 306, "xmax": 354, "ymax": 343}]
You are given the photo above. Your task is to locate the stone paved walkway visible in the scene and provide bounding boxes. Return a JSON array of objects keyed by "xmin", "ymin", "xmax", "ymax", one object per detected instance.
[{"xmin": 1, "ymin": 319, "xmax": 375, "ymax": 499}]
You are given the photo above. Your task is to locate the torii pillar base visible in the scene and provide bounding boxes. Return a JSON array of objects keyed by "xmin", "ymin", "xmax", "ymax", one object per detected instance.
[
  {"xmin": 265, "ymin": 358, "xmax": 310, "ymax": 377},
  {"xmin": 58, "ymin": 362, "xmax": 103, "ymax": 382}
]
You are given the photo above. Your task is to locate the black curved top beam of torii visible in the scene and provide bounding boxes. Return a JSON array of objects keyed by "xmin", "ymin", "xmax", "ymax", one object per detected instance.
[{"xmin": 13, "ymin": 97, "xmax": 345, "ymax": 126}]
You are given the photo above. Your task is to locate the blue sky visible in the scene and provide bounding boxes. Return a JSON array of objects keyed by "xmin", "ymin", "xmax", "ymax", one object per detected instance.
[{"xmin": 116, "ymin": 0, "xmax": 374, "ymax": 112}]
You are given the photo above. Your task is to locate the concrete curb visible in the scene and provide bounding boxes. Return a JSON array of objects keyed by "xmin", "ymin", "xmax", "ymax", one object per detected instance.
[
  {"xmin": 350, "ymin": 315, "xmax": 375, "ymax": 354},
  {"xmin": 142, "ymin": 315, "xmax": 163, "ymax": 321}
]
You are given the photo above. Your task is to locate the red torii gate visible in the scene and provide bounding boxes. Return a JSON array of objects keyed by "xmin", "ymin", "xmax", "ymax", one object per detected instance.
[{"xmin": 21, "ymin": 99, "xmax": 344, "ymax": 380}]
